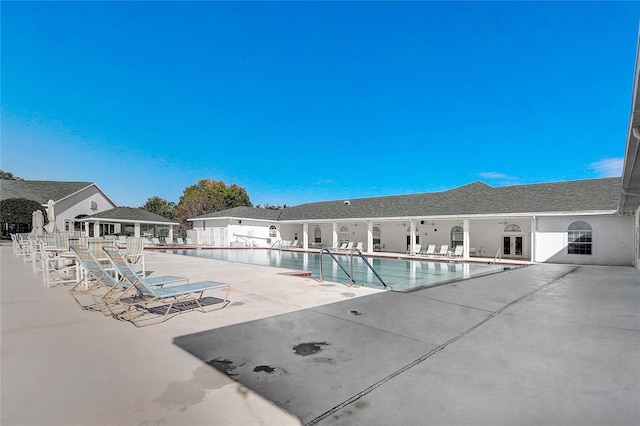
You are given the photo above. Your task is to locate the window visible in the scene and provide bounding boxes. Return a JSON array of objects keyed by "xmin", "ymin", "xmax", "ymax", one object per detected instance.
[
  {"xmin": 269, "ymin": 225, "xmax": 277, "ymax": 238},
  {"xmin": 451, "ymin": 226, "xmax": 463, "ymax": 248},
  {"xmin": 339, "ymin": 226, "xmax": 349, "ymax": 242},
  {"xmin": 314, "ymin": 227, "xmax": 322, "ymax": 243},
  {"xmin": 568, "ymin": 221, "xmax": 592, "ymax": 255},
  {"xmin": 373, "ymin": 227, "xmax": 381, "ymax": 246},
  {"xmin": 504, "ymin": 224, "xmax": 521, "ymax": 232}
]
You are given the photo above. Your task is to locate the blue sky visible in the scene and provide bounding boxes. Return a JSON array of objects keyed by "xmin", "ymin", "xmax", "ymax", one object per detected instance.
[{"xmin": 2, "ymin": 1, "xmax": 639, "ymax": 208}]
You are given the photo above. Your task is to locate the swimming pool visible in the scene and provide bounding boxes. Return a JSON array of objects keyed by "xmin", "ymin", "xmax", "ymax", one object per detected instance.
[{"xmin": 165, "ymin": 249, "xmax": 510, "ymax": 291}]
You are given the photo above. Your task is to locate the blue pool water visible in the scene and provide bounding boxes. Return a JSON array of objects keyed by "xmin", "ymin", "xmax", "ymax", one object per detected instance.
[{"xmin": 165, "ymin": 249, "xmax": 509, "ymax": 291}]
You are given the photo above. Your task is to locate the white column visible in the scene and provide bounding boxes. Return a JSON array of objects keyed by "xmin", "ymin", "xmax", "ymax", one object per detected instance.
[
  {"xmin": 410, "ymin": 219, "xmax": 416, "ymax": 254},
  {"xmin": 463, "ymin": 219, "xmax": 470, "ymax": 259},
  {"xmin": 302, "ymin": 222, "xmax": 309, "ymax": 249},
  {"xmin": 332, "ymin": 222, "xmax": 338, "ymax": 249},
  {"xmin": 531, "ymin": 216, "xmax": 537, "ymax": 262},
  {"xmin": 95, "ymin": 221, "xmax": 101, "ymax": 238},
  {"xmin": 366, "ymin": 221, "xmax": 373, "ymax": 254},
  {"xmin": 169, "ymin": 226, "xmax": 174, "ymax": 241},
  {"xmin": 134, "ymin": 222, "xmax": 141, "ymax": 237}
]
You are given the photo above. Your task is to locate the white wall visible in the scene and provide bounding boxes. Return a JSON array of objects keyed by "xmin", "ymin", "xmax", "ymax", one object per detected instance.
[
  {"xmin": 55, "ymin": 186, "xmax": 115, "ymax": 232},
  {"xmin": 534, "ymin": 215, "xmax": 634, "ymax": 266}
]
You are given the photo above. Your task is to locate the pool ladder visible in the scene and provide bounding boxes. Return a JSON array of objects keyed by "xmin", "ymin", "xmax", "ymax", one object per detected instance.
[{"xmin": 319, "ymin": 248, "xmax": 387, "ymax": 288}]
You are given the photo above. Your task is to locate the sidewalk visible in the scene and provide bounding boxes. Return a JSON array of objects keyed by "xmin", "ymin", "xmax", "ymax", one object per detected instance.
[{"xmin": 1, "ymin": 246, "xmax": 638, "ymax": 425}]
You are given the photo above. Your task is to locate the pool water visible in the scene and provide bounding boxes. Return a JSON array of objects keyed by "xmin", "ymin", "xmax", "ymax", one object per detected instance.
[{"xmin": 165, "ymin": 249, "xmax": 509, "ymax": 291}]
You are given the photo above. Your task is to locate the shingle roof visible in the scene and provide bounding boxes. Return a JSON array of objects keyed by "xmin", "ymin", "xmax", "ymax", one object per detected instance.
[
  {"xmin": 273, "ymin": 177, "xmax": 621, "ymax": 221},
  {"xmin": 0, "ymin": 180, "xmax": 96, "ymax": 204},
  {"xmin": 190, "ymin": 206, "xmax": 283, "ymax": 221},
  {"xmin": 83, "ymin": 207, "xmax": 178, "ymax": 224}
]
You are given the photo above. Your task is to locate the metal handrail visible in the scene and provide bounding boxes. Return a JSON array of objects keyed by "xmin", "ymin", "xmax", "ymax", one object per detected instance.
[
  {"xmin": 491, "ymin": 249, "xmax": 502, "ymax": 264},
  {"xmin": 350, "ymin": 249, "xmax": 387, "ymax": 288},
  {"xmin": 319, "ymin": 248, "xmax": 355, "ymax": 285}
]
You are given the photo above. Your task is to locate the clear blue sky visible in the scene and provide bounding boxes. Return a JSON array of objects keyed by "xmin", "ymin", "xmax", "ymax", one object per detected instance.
[{"xmin": 2, "ymin": 1, "xmax": 639, "ymax": 208}]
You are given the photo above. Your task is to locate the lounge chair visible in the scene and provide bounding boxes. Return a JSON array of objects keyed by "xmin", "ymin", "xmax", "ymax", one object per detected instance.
[
  {"xmin": 164, "ymin": 237, "xmax": 174, "ymax": 246},
  {"xmin": 408, "ymin": 244, "xmax": 421, "ymax": 255},
  {"xmin": 151, "ymin": 237, "xmax": 161, "ymax": 246},
  {"xmin": 185, "ymin": 238, "xmax": 195, "ymax": 246},
  {"xmin": 70, "ymin": 246, "xmax": 186, "ymax": 314},
  {"xmin": 176, "ymin": 237, "xmax": 184, "ymax": 246},
  {"xmin": 103, "ymin": 248, "xmax": 231, "ymax": 327},
  {"xmin": 435, "ymin": 245, "xmax": 449, "ymax": 257},
  {"xmin": 421, "ymin": 244, "xmax": 436, "ymax": 256},
  {"xmin": 354, "ymin": 242, "xmax": 364, "ymax": 251},
  {"xmin": 451, "ymin": 245, "xmax": 463, "ymax": 258}
]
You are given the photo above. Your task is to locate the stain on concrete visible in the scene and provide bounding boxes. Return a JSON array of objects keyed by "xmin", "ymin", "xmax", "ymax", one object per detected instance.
[
  {"xmin": 293, "ymin": 341, "xmax": 328, "ymax": 356},
  {"xmin": 253, "ymin": 365, "xmax": 276, "ymax": 373},
  {"xmin": 207, "ymin": 358, "xmax": 238, "ymax": 377},
  {"xmin": 341, "ymin": 292, "xmax": 356, "ymax": 298},
  {"xmin": 350, "ymin": 310, "xmax": 362, "ymax": 315},
  {"xmin": 155, "ymin": 365, "xmax": 225, "ymax": 411},
  {"xmin": 230, "ymin": 301, "xmax": 245, "ymax": 307}
]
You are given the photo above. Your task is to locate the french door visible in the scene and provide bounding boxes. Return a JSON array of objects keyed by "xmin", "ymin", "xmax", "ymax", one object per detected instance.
[{"xmin": 502, "ymin": 234, "xmax": 524, "ymax": 257}]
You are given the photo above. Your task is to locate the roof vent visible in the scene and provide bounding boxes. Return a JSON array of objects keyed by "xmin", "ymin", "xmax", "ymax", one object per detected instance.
[{"xmin": 344, "ymin": 200, "xmax": 351, "ymax": 206}]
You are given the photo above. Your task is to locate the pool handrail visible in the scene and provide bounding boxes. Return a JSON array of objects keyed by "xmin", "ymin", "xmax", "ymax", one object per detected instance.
[
  {"xmin": 319, "ymin": 248, "xmax": 355, "ymax": 286},
  {"xmin": 349, "ymin": 248, "xmax": 387, "ymax": 288}
]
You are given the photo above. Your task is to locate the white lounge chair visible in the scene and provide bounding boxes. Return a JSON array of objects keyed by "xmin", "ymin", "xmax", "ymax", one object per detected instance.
[
  {"xmin": 408, "ymin": 244, "xmax": 421, "ymax": 255},
  {"xmin": 354, "ymin": 242, "xmax": 363, "ymax": 251},
  {"xmin": 435, "ymin": 245, "xmax": 449, "ymax": 257},
  {"xmin": 422, "ymin": 244, "xmax": 436, "ymax": 256},
  {"xmin": 451, "ymin": 245, "xmax": 463, "ymax": 258}
]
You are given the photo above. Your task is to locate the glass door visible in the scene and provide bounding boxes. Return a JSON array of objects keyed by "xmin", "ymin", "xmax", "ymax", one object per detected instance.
[{"xmin": 502, "ymin": 235, "xmax": 524, "ymax": 257}]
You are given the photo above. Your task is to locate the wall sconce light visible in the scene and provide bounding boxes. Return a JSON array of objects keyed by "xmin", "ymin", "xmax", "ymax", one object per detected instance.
[
  {"xmin": 238, "ymin": 220, "xmax": 242, "ymax": 224},
  {"xmin": 632, "ymin": 126, "xmax": 640, "ymax": 140}
]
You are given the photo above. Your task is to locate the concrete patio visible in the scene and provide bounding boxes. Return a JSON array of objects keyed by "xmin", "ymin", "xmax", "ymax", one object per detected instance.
[{"xmin": 1, "ymin": 245, "xmax": 638, "ymax": 425}]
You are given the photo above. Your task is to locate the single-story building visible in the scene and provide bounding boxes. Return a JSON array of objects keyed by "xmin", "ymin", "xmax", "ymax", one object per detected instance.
[
  {"xmin": 80, "ymin": 207, "xmax": 179, "ymax": 239},
  {"xmin": 0, "ymin": 180, "xmax": 117, "ymax": 234},
  {"xmin": 188, "ymin": 177, "xmax": 635, "ymax": 267}
]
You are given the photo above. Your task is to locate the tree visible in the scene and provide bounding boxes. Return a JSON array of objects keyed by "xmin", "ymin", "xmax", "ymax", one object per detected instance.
[
  {"xmin": 174, "ymin": 179, "xmax": 252, "ymax": 226},
  {"xmin": 0, "ymin": 170, "xmax": 22, "ymax": 180},
  {"xmin": 142, "ymin": 196, "xmax": 176, "ymax": 219},
  {"xmin": 0, "ymin": 198, "xmax": 45, "ymax": 237}
]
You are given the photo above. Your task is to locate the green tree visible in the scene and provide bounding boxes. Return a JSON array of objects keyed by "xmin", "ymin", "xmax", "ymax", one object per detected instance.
[
  {"xmin": 142, "ymin": 196, "xmax": 176, "ymax": 219},
  {"xmin": 0, "ymin": 198, "xmax": 45, "ymax": 237},
  {"xmin": 0, "ymin": 170, "xmax": 22, "ymax": 180},
  {"xmin": 174, "ymin": 179, "xmax": 252, "ymax": 226}
]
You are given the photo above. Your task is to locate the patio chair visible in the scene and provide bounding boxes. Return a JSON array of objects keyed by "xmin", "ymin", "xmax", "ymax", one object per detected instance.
[
  {"xmin": 40, "ymin": 242, "xmax": 76, "ymax": 288},
  {"xmin": 70, "ymin": 246, "xmax": 186, "ymax": 314},
  {"xmin": 124, "ymin": 237, "xmax": 146, "ymax": 276},
  {"xmin": 103, "ymin": 248, "xmax": 231, "ymax": 327},
  {"xmin": 407, "ymin": 244, "xmax": 421, "ymax": 255},
  {"xmin": 151, "ymin": 237, "xmax": 161, "ymax": 246},
  {"xmin": 164, "ymin": 236, "xmax": 174, "ymax": 246},
  {"xmin": 421, "ymin": 244, "xmax": 436, "ymax": 256},
  {"xmin": 176, "ymin": 237, "xmax": 184, "ymax": 246},
  {"xmin": 435, "ymin": 245, "xmax": 449, "ymax": 257},
  {"xmin": 451, "ymin": 245, "xmax": 464, "ymax": 258},
  {"xmin": 185, "ymin": 238, "xmax": 195, "ymax": 246}
]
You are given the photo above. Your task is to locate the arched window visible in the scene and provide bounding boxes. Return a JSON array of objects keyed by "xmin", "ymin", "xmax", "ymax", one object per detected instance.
[
  {"xmin": 339, "ymin": 226, "xmax": 350, "ymax": 242},
  {"xmin": 373, "ymin": 226, "xmax": 381, "ymax": 246},
  {"xmin": 504, "ymin": 224, "xmax": 522, "ymax": 232},
  {"xmin": 269, "ymin": 225, "xmax": 277, "ymax": 238},
  {"xmin": 314, "ymin": 227, "xmax": 322, "ymax": 243},
  {"xmin": 451, "ymin": 226, "xmax": 463, "ymax": 248},
  {"xmin": 568, "ymin": 221, "xmax": 592, "ymax": 255}
]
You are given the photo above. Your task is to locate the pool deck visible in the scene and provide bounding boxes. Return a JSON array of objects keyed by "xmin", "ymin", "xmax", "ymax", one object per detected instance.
[{"xmin": 1, "ymin": 245, "xmax": 638, "ymax": 425}]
